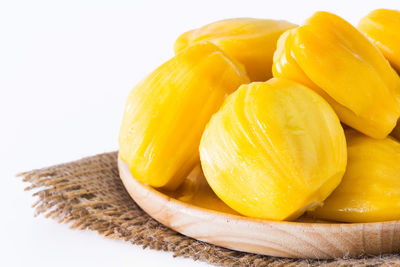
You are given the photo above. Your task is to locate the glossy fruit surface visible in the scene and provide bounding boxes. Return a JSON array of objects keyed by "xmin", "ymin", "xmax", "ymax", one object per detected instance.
[
  {"xmin": 311, "ymin": 129, "xmax": 400, "ymax": 223},
  {"xmin": 200, "ymin": 78, "xmax": 347, "ymax": 220},
  {"xmin": 119, "ymin": 41, "xmax": 249, "ymax": 190},
  {"xmin": 273, "ymin": 11, "xmax": 400, "ymax": 139},
  {"xmin": 175, "ymin": 18, "xmax": 296, "ymax": 81},
  {"xmin": 358, "ymin": 9, "xmax": 400, "ymax": 72},
  {"xmin": 163, "ymin": 165, "xmax": 239, "ymax": 215}
]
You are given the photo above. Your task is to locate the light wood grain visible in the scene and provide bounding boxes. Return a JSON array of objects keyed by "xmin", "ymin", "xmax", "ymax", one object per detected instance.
[{"xmin": 118, "ymin": 157, "xmax": 400, "ymax": 259}]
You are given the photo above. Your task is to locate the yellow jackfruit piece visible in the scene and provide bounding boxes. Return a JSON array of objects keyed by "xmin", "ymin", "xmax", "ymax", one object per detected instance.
[
  {"xmin": 175, "ymin": 18, "xmax": 296, "ymax": 81},
  {"xmin": 310, "ymin": 129, "xmax": 400, "ymax": 223},
  {"xmin": 119, "ymin": 41, "xmax": 249, "ymax": 190},
  {"xmin": 358, "ymin": 9, "xmax": 400, "ymax": 141},
  {"xmin": 358, "ymin": 9, "xmax": 400, "ymax": 73},
  {"xmin": 273, "ymin": 11, "xmax": 400, "ymax": 139},
  {"xmin": 199, "ymin": 78, "xmax": 347, "ymax": 221}
]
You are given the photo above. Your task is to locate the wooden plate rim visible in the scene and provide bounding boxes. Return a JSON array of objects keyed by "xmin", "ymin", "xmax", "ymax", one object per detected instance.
[{"xmin": 117, "ymin": 156, "xmax": 400, "ymax": 229}]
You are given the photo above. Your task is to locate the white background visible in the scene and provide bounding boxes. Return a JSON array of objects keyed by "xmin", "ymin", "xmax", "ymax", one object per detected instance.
[{"xmin": 1, "ymin": 0, "xmax": 399, "ymax": 266}]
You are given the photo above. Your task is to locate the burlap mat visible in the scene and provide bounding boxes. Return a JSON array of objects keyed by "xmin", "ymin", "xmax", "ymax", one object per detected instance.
[{"xmin": 18, "ymin": 151, "xmax": 400, "ymax": 266}]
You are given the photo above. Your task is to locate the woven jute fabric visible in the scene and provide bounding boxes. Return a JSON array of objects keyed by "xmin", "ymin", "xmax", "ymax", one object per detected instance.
[{"xmin": 18, "ymin": 151, "xmax": 400, "ymax": 266}]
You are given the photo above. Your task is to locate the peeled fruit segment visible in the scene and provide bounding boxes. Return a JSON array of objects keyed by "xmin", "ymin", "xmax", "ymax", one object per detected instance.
[
  {"xmin": 358, "ymin": 9, "xmax": 400, "ymax": 72},
  {"xmin": 119, "ymin": 41, "xmax": 249, "ymax": 190},
  {"xmin": 199, "ymin": 78, "xmax": 347, "ymax": 221},
  {"xmin": 310, "ymin": 130, "xmax": 400, "ymax": 223},
  {"xmin": 273, "ymin": 11, "xmax": 400, "ymax": 139},
  {"xmin": 175, "ymin": 18, "xmax": 296, "ymax": 81}
]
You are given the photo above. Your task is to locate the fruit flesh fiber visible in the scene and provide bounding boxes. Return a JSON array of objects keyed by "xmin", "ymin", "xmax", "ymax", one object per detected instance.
[
  {"xmin": 310, "ymin": 129, "xmax": 400, "ymax": 223},
  {"xmin": 273, "ymin": 11, "xmax": 400, "ymax": 139},
  {"xmin": 199, "ymin": 78, "xmax": 347, "ymax": 221},
  {"xmin": 119, "ymin": 41, "xmax": 249, "ymax": 190},
  {"xmin": 175, "ymin": 18, "xmax": 296, "ymax": 81}
]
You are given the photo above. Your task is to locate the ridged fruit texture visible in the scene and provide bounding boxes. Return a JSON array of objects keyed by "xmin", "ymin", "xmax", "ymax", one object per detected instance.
[
  {"xmin": 311, "ymin": 129, "xmax": 400, "ymax": 223},
  {"xmin": 199, "ymin": 78, "xmax": 347, "ymax": 221},
  {"xmin": 119, "ymin": 41, "xmax": 249, "ymax": 190},
  {"xmin": 273, "ymin": 11, "xmax": 400, "ymax": 139},
  {"xmin": 175, "ymin": 18, "xmax": 296, "ymax": 81}
]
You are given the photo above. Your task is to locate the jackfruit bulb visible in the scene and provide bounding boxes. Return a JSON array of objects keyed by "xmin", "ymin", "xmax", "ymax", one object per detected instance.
[
  {"xmin": 273, "ymin": 11, "xmax": 400, "ymax": 139},
  {"xmin": 310, "ymin": 129, "xmax": 400, "ymax": 223},
  {"xmin": 199, "ymin": 78, "xmax": 347, "ymax": 221},
  {"xmin": 119, "ymin": 41, "xmax": 249, "ymax": 190},
  {"xmin": 175, "ymin": 18, "xmax": 296, "ymax": 81},
  {"xmin": 358, "ymin": 9, "xmax": 400, "ymax": 73}
]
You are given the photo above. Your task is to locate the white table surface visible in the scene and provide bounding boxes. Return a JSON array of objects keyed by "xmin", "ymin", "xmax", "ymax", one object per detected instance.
[{"xmin": 2, "ymin": 0, "xmax": 399, "ymax": 266}]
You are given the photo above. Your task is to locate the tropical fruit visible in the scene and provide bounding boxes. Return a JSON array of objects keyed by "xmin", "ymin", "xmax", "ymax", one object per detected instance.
[
  {"xmin": 199, "ymin": 78, "xmax": 347, "ymax": 220},
  {"xmin": 119, "ymin": 41, "xmax": 249, "ymax": 190},
  {"xmin": 311, "ymin": 129, "xmax": 400, "ymax": 223},
  {"xmin": 175, "ymin": 18, "xmax": 296, "ymax": 81},
  {"xmin": 273, "ymin": 11, "xmax": 400, "ymax": 139}
]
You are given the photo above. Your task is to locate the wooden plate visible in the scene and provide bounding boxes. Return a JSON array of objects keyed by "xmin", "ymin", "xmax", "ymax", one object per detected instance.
[{"xmin": 118, "ymin": 156, "xmax": 400, "ymax": 259}]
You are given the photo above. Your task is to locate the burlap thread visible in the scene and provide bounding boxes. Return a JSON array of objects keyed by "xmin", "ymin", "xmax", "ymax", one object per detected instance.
[{"xmin": 18, "ymin": 152, "xmax": 400, "ymax": 266}]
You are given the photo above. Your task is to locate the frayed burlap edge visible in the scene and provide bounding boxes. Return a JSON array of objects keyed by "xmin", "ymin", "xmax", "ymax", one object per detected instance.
[{"xmin": 18, "ymin": 151, "xmax": 400, "ymax": 266}]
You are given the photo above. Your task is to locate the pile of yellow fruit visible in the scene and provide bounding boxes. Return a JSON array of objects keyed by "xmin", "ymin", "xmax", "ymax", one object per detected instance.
[{"xmin": 119, "ymin": 10, "xmax": 400, "ymax": 223}]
